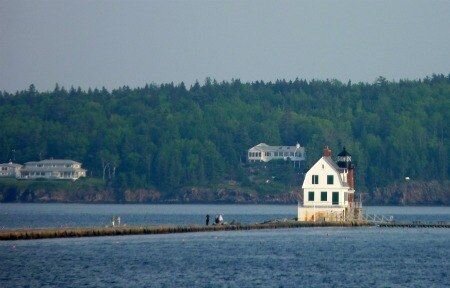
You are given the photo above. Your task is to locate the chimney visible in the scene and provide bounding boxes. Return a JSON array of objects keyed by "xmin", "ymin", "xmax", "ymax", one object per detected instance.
[
  {"xmin": 323, "ymin": 146, "xmax": 332, "ymax": 157},
  {"xmin": 348, "ymin": 167, "xmax": 355, "ymax": 189}
]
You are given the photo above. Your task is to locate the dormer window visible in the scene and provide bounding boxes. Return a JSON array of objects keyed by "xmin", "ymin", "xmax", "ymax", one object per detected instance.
[{"xmin": 312, "ymin": 175, "xmax": 319, "ymax": 184}]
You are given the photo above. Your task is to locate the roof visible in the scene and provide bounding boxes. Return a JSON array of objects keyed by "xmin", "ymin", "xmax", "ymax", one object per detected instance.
[
  {"xmin": 322, "ymin": 156, "xmax": 342, "ymax": 172},
  {"xmin": 302, "ymin": 155, "xmax": 349, "ymax": 189},
  {"xmin": 0, "ymin": 162, "xmax": 22, "ymax": 168},
  {"xmin": 21, "ymin": 167, "xmax": 86, "ymax": 172},
  {"xmin": 24, "ymin": 159, "xmax": 81, "ymax": 165},
  {"xmin": 249, "ymin": 143, "xmax": 305, "ymax": 152},
  {"xmin": 337, "ymin": 147, "xmax": 351, "ymax": 157},
  {"xmin": 321, "ymin": 156, "xmax": 348, "ymax": 187}
]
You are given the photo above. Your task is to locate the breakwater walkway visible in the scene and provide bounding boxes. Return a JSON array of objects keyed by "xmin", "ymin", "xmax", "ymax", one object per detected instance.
[
  {"xmin": 378, "ymin": 221, "xmax": 450, "ymax": 228},
  {"xmin": 1, "ymin": 221, "xmax": 449, "ymax": 241},
  {"xmin": 0, "ymin": 221, "xmax": 369, "ymax": 241}
]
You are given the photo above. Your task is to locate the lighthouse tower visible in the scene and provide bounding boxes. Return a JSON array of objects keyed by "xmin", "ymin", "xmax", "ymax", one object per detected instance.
[
  {"xmin": 297, "ymin": 146, "xmax": 362, "ymax": 222},
  {"xmin": 336, "ymin": 147, "xmax": 355, "ymax": 202}
]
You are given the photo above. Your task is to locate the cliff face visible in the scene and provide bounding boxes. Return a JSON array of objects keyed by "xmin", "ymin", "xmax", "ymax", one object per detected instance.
[
  {"xmin": 0, "ymin": 184, "xmax": 301, "ymax": 204},
  {"xmin": 178, "ymin": 187, "xmax": 301, "ymax": 204},
  {"xmin": 0, "ymin": 186, "xmax": 117, "ymax": 203},
  {"xmin": 123, "ymin": 189, "xmax": 162, "ymax": 203},
  {"xmin": 0, "ymin": 180, "xmax": 448, "ymax": 205},
  {"xmin": 365, "ymin": 180, "xmax": 450, "ymax": 205}
]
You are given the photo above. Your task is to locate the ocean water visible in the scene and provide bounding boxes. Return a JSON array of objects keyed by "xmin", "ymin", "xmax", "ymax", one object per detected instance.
[
  {"xmin": 0, "ymin": 204, "xmax": 449, "ymax": 287},
  {"xmin": 1, "ymin": 203, "xmax": 449, "ymax": 229}
]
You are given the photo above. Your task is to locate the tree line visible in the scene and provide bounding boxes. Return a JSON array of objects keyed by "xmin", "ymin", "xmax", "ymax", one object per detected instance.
[{"xmin": 0, "ymin": 74, "xmax": 448, "ymax": 198}]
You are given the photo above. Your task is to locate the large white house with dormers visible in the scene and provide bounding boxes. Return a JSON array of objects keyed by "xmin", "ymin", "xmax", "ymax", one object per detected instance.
[
  {"xmin": 248, "ymin": 143, "xmax": 305, "ymax": 166},
  {"xmin": 18, "ymin": 159, "xmax": 86, "ymax": 180},
  {"xmin": 297, "ymin": 146, "xmax": 362, "ymax": 222}
]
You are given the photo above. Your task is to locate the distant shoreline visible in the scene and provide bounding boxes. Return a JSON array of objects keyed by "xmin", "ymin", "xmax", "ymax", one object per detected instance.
[
  {"xmin": 1, "ymin": 201, "xmax": 450, "ymax": 207},
  {"xmin": 0, "ymin": 178, "xmax": 449, "ymax": 205}
]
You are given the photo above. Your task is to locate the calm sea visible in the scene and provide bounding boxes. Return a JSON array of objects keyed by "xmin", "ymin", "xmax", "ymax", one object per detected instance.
[{"xmin": 0, "ymin": 204, "xmax": 449, "ymax": 287}]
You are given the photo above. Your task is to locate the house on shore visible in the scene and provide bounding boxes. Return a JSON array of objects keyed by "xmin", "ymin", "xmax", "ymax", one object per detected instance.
[
  {"xmin": 0, "ymin": 162, "xmax": 23, "ymax": 178},
  {"xmin": 297, "ymin": 146, "xmax": 362, "ymax": 222},
  {"xmin": 248, "ymin": 143, "xmax": 305, "ymax": 167},
  {"xmin": 18, "ymin": 159, "xmax": 87, "ymax": 180}
]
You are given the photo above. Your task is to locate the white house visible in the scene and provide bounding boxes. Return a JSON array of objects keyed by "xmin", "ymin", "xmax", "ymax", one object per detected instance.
[
  {"xmin": 19, "ymin": 159, "xmax": 86, "ymax": 180},
  {"xmin": 0, "ymin": 162, "xmax": 23, "ymax": 178},
  {"xmin": 248, "ymin": 143, "xmax": 305, "ymax": 166},
  {"xmin": 297, "ymin": 146, "xmax": 362, "ymax": 222}
]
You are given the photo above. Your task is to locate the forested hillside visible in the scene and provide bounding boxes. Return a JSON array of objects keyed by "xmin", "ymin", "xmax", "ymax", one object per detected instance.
[{"xmin": 0, "ymin": 75, "xmax": 449, "ymax": 203}]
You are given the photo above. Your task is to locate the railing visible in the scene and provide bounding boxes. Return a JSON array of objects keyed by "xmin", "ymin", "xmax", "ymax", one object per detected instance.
[
  {"xmin": 362, "ymin": 214, "xmax": 394, "ymax": 223},
  {"xmin": 300, "ymin": 204, "xmax": 346, "ymax": 209}
]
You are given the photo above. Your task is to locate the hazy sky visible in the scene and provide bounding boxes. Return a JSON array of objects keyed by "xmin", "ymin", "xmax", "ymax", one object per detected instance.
[{"xmin": 1, "ymin": 0, "xmax": 449, "ymax": 92}]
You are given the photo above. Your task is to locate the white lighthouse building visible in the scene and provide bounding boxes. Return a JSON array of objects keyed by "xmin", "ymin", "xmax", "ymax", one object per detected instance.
[{"xmin": 297, "ymin": 146, "xmax": 362, "ymax": 222}]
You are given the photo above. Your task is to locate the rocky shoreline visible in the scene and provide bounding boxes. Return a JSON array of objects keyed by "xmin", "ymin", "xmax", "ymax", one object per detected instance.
[
  {"xmin": 0, "ymin": 180, "xmax": 448, "ymax": 205},
  {"xmin": 0, "ymin": 186, "xmax": 301, "ymax": 204}
]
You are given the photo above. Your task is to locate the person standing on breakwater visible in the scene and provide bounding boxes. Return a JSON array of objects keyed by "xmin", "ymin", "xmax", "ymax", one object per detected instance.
[
  {"xmin": 214, "ymin": 214, "xmax": 224, "ymax": 225},
  {"xmin": 206, "ymin": 214, "xmax": 210, "ymax": 226}
]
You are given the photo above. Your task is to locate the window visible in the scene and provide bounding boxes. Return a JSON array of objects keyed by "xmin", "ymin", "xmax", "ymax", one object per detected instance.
[
  {"xmin": 308, "ymin": 191, "xmax": 314, "ymax": 201},
  {"xmin": 321, "ymin": 192, "xmax": 327, "ymax": 201},
  {"xmin": 312, "ymin": 175, "xmax": 319, "ymax": 184},
  {"xmin": 327, "ymin": 175, "xmax": 334, "ymax": 185},
  {"xmin": 332, "ymin": 192, "xmax": 339, "ymax": 205}
]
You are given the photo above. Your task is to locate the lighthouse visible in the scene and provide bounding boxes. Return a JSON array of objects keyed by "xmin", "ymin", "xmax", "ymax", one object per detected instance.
[{"xmin": 297, "ymin": 146, "xmax": 362, "ymax": 222}]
